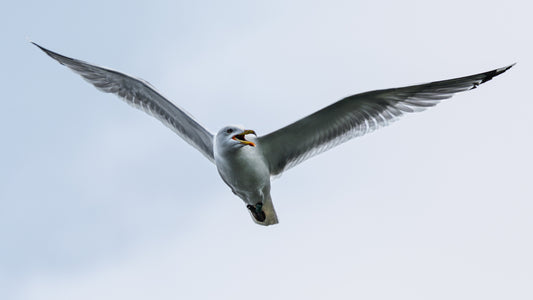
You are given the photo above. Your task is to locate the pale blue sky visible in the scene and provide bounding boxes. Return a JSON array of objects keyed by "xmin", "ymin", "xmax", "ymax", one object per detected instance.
[{"xmin": 2, "ymin": 0, "xmax": 532, "ymax": 299}]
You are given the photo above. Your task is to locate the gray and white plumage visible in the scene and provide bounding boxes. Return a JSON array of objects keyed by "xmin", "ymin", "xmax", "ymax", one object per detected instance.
[
  {"xmin": 32, "ymin": 43, "xmax": 215, "ymax": 162},
  {"xmin": 33, "ymin": 42, "xmax": 513, "ymax": 226}
]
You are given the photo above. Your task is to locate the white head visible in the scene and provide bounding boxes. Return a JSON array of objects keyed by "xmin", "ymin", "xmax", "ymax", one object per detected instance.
[{"xmin": 214, "ymin": 125, "xmax": 257, "ymax": 153}]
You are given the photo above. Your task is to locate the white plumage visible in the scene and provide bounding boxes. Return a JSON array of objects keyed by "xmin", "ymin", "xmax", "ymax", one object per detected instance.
[{"xmin": 33, "ymin": 42, "xmax": 513, "ymax": 226}]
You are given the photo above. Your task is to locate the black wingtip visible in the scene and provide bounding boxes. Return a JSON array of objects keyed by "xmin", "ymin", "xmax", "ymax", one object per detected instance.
[
  {"xmin": 483, "ymin": 63, "xmax": 515, "ymax": 84},
  {"xmin": 469, "ymin": 63, "xmax": 515, "ymax": 90},
  {"xmin": 31, "ymin": 41, "xmax": 54, "ymax": 57},
  {"xmin": 30, "ymin": 42, "xmax": 74, "ymax": 67},
  {"xmin": 30, "ymin": 41, "xmax": 45, "ymax": 51},
  {"xmin": 496, "ymin": 63, "xmax": 516, "ymax": 75}
]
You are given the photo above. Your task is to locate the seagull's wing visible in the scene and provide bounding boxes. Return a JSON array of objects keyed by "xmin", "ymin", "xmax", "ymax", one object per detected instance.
[
  {"xmin": 259, "ymin": 65, "xmax": 514, "ymax": 175},
  {"xmin": 33, "ymin": 43, "xmax": 215, "ymax": 162}
]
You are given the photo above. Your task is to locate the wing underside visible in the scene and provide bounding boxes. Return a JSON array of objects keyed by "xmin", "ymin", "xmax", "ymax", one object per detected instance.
[
  {"xmin": 34, "ymin": 43, "xmax": 215, "ymax": 162},
  {"xmin": 259, "ymin": 65, "xmax": 514, "ymax": 175}
]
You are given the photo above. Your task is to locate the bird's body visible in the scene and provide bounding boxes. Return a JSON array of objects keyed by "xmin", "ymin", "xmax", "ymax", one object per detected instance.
[
  {"xmin": 214, "ymin": 127, "xmax": 278, "ymax": 224},
  {"xmin": 33, "ymin": 42, "xmax": 513, "ymax": 226}
]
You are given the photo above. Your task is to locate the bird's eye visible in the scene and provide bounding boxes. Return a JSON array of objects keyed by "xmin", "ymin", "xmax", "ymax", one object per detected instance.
[{"xmin": 226, "ymin": 129, "xmax": 234, "ymax": 134}]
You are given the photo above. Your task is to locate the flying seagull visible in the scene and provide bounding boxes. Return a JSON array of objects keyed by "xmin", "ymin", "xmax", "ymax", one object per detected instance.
[{"xmin": 33, "ymin": 42, "xmax": 513, "ymax": 226}]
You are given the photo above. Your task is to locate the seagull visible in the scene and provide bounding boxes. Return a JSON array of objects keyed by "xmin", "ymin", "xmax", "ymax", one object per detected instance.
[{"xmin": 33, "ymin": 42, "xmax": 513, "ymax": 226}]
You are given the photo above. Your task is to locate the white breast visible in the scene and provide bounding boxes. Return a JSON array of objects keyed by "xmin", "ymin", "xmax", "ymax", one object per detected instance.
[{"xmin": 214, "ymin": 145, "xmax": 271, "ymax": 204}]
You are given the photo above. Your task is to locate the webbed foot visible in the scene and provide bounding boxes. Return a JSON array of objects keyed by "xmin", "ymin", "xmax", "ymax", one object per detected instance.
[{"xmin": 246, "ymin": 203, "xmax": 266, "ymax": 222}]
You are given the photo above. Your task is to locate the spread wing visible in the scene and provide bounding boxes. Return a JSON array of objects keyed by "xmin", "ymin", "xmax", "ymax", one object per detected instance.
[
  {"xmin": 33, "ymin": 42, "xmax": 215, "ymax": 162},
  {"xmin": 259, "ymin": 64, "xmax": 514, "ymax": 175}
]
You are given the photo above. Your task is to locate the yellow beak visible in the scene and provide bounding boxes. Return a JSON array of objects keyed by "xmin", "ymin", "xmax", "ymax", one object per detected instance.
[{"xmin": 232, "ymin": 129, "xmax": 256, "ymax": 147}]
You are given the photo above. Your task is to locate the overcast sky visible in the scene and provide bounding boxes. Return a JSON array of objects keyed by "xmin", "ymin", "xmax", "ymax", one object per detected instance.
[{"xmin": 1, "ymin": 0, "xmax": 532, "ymax": 299}]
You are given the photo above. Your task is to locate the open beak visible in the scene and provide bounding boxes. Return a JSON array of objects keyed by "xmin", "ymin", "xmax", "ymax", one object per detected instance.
[{"xmin": 232, "ymin": 129, "xmax": 256, "ymax": 147}]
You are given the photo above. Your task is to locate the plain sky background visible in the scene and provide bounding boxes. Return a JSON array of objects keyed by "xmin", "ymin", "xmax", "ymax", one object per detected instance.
[{"xmin": 1, "ymin": 0, "xmax": 532, "ymax": 299}]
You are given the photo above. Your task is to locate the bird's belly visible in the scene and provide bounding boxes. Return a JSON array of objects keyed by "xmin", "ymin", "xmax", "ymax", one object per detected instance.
[{"xmin": 215, "ymin": 150, "xmax": 270, "ymax": 202}]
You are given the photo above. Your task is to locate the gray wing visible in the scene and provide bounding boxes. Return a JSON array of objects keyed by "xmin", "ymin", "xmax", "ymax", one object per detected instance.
[
  {"xmin": 259, "ymin": 64, "xmax": 514, "ymax": 175},
  {"xmin": 33, "ymin": 42, "xmax": 215, "ymax": 162}
]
